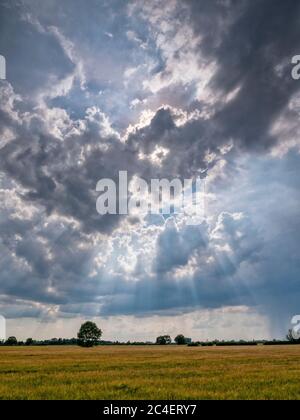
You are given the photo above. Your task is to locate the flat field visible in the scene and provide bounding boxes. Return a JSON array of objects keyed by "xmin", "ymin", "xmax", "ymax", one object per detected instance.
[{"xmin": 0, "ymin": 345, "xmax": 299, "ymax": 400}]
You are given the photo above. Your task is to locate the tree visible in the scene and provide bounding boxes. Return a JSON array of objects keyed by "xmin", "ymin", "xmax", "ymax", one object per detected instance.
[
  {"xmin": 156, "ymin": 335, "xmax": 172, "ymax": 345},
  {"xmin": 25, "ymin": 338, "xmax": 34, "ymax": 346},
  {"xmin": 175, "ymin": 334, "xmax": 186, "ymax": 345},
  {"xmin": 5, "ymin": 336, "xmax": 18, "ymax": 346},
  {"xmin": 77, "ymin": 321, "xmax": 102, "ymax": 347}
]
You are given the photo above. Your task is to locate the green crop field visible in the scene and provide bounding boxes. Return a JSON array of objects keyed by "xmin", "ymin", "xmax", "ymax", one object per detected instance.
[{"xmin": 0, "ymin": 345, "xmax": 300, "ymax": 400}]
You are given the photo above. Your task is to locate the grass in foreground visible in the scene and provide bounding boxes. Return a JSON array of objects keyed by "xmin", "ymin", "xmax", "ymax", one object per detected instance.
[{"xmin": 0, "ymin": 345, "xmax": 300, "ymax": 400}]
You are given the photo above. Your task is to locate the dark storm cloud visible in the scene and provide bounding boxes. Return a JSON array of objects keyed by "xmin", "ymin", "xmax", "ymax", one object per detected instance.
[
  {"xmin": 0, "ymin": 97, "xmax": 141, "ymax": 234},
  {"xmin": 127, "ymin": 108, "xmax": 215, "ymax": 180},
  {"xmin": 185, "ymin": 0, "xmax": 300, "ymax": 150},
  {"xmin": 154, "ymin": 221, "xmax": 208, "ymax": 274},
  {"xmin": 126, "ymin": 0, "xmax": 300, "ymax": 181}
]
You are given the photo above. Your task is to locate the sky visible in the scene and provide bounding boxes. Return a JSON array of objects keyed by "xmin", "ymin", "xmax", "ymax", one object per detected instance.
[{"xmin": 0, "ymin": 0, "xmax": 300, "ymax": 341}]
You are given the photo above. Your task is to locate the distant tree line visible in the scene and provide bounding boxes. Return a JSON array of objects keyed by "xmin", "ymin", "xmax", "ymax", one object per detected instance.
[
  {"xmin": 1, "ymin": 323, "xmax": 300, "ymax": 348},
  {"xmin": 0, "ymin": 336, "xmax": 79, "ymax": 346}
]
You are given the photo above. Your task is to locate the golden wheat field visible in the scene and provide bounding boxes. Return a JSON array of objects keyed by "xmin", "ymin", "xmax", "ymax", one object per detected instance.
[{"xmin": 0, "ymin": 345, "xmax": 300, "ymax": 400}]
